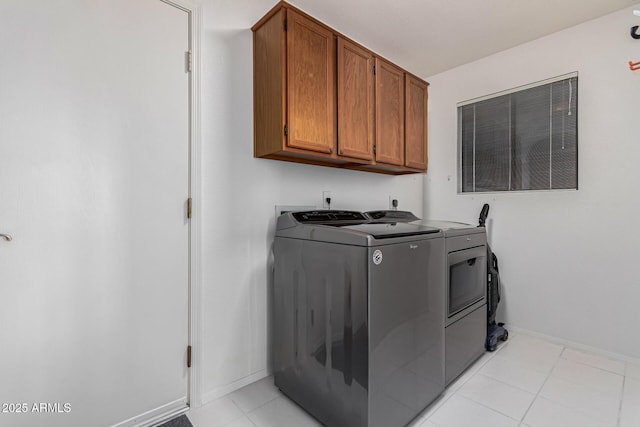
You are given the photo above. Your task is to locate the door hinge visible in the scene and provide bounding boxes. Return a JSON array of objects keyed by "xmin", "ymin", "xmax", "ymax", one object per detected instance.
[
  {"xmin": 284, "ymin": 18, "xmax": 288, "ymax": 31},
  {"xmin": 186, "ymin": 51, "xmax": 192, "ymax": 73},
  {"xmin": 187, "ymin": 345, "xmax": 192, "ymax": 368},
  {"xmin": 284, "ymin": 124, "xmax": 288, "ymax": 136},
  {"xmin": 187, "ymin": 197, "xmax": 193, "ymax": 219}
]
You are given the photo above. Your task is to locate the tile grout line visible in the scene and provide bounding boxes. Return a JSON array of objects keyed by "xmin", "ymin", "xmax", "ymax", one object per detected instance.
[
  {"xmin": 226, "ymin": 377, "xmax": 283, "ymax": 417},
  {"xmin": 421, "ymin": 349, "xmax": 500, "ymax": 423},
  {"xmin": 517, "ymin": 344, "xmax": 566, "ymax": 425},
  {"xmin": 473, "ymin": 371, "xmax": 540, "ymax": 396},
  {"xmin": 560, "ymin": 349, "xmax": 626, "ymax": 376},
  {"xmin": 523, "ymin": 346, "xmax": 623, "ymax": 426},
  {"xmin": 430, "ymin": 344, "xmax": 531, "ymax": 424},
  {"xmin": 227, "ymin": 397, "xmax": 250, "ymax": 426},
  {"xmin": 553, "ymin": 356, "xmax": 626, "ymax": 400},
  {"xmin": 237, "ymin": 392, "xmax": 284, "ymax": 417},
  {"xmin": 474, "ymin": 338, "xmax": 557, "ymax": 394},
  {"xmin": 220, "ymin": 414, "xmax": 258, "ymax": 427},
  {"xmin": 453, "ymin": 369, "xmax": 538, "ymax": 423},
  {"xmin": 453, "ymin": 393, "xmax": 523, "ymax": 424},
  {"xmin": 420, "ymin": 389, "xmax": 456, "ymax": 425},
  {"xmin": 204, "ymin": 334, "xmax": 632, "ymax": 427}
]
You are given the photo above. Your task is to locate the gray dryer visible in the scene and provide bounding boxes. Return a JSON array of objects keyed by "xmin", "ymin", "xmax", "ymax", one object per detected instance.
[{"xmin": 366, "ymin": 211, "xmax": 487, "ymax": 386}]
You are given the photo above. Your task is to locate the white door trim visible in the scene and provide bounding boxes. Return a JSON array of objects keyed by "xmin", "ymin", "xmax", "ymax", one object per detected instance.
[
  {"xmin": 108, "ymin": 1, "xmax": 202, "ymax": 425},
  {"xmin": 112, "ymin": 399, "xmax": 189, "ymax": 427},
  {"xmin": 162, "ymin": 0, "xmax": 203, "ymax": 411}
]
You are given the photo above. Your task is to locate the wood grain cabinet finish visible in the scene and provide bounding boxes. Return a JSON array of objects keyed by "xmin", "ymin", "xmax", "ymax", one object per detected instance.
[
  {"xmin": 337, "ymin": 37, "xmax": 374, "ymax": 161},
  {"xmin": 252, "ymin": 1, "xmax": 429, "ymax": 174},
  {"xmin": 253, "ymin": 7, "xmax": 286, "ymax": 159},
  {"xmin": 287, "ymin": 10, "xmax": 336, "ymax": 154},
  {"xmin": 253, "ymin": 7, "xmax": 339, "ymax": 163},
  {"xmin": 375, "ymin": 58, "xmax": 405, "ymax": 167},
  {"xmin": 405, "ymin": 74, "xmax": 429, "ymax": 171}
]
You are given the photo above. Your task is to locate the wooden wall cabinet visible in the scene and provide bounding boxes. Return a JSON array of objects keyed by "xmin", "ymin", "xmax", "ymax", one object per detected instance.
[
  {"xmin": 375, "ymin": 58, "xmax": 405, "ymax": 167},
  {"xmin": 337, "ymin": 37, "xmax": 374, "ymax": 161},
  {"xmin": 252, "ymin": 1, "xmax": 429, "ymax": 175},
  {"xmin": 253, "ymin": 8, "xmax": 341, "ymax": 164},
  {"xmin": 405, "ymin": 74, "xmax": 429, "ymax": 170},
  {"xmin": 286, "ymin": 10, "xmax": 336, "ymax": 155}
]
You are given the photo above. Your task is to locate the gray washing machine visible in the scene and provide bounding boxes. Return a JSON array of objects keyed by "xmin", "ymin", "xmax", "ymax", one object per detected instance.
[
  {"xmin": 273, "ymin": 211, "xmax": 445, "ymax": 427},
  {"xmin": 366, "ymin": 212, "xmax": 487, "ymax": 385}
]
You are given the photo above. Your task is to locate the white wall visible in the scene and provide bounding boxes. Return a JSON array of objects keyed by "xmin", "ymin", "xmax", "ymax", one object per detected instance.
[
  {"xmin": 425, "ymin": 6, "xmax": 640, "ymax": 358},
  {"xmin": 199, "ymin": 25, "xmax": 425, "ymax": 400}
]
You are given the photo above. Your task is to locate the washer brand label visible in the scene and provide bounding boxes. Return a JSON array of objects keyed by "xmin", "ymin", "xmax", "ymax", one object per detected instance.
[{"xmin": 372, "ymin": 249, "xmax": 383, "ymax": 265}]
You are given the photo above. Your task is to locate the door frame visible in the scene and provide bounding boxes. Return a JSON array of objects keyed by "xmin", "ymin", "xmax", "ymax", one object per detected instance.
[
  {"xmin": 162, "ymin": 0, "xmax": 203, "ymax": 416},
  {"xmin": 166, "ymin": 0, "xmax": 203, "ymax": 412},
  {"xmin": 110, "ymin": 1, "xmax": 202, "ymax": 426}
]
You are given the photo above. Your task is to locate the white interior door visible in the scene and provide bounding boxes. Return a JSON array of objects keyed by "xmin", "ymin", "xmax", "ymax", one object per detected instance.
[{"xmin": 0, "ymin": 1, "xmax": 191, "ymax": 426}]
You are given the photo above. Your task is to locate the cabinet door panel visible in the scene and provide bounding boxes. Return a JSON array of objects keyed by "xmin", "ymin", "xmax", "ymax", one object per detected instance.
[
  {"xmin": 375, "ymin": 58, "xmax": 404, "ymax": 166},
  {"xmin": 337, "ymin": 38, "xmax": 374, "ymax": 161},
  {"xmin": 287, "ymin": 10, "xmax": 336, "ymax": 154},
  {"xmin": 253, "ymin": 8, "xmax": 286, "ymax": 157},
  {"xmin": 405, "ymin": 75, "xmax": 428, "ymax": 170}
]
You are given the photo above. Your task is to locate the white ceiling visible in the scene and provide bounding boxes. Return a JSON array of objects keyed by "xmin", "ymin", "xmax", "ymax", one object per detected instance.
[{"xmin": 206, "ymin": 0, "xmax": 640, "ymax": 78}]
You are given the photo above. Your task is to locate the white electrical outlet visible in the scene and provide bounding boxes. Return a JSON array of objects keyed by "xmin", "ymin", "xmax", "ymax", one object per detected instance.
[
  {"xmin": 389, "ymin": 196, "xmax": 399, "ymax": 210},
  {"xmin": 322, "ymin": 191, "xmax": 332, "ymax": 209}
]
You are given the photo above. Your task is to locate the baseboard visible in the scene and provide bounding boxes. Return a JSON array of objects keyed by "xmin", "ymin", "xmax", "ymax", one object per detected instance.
[
  {"xmin": 509, "ymin": 325, "xmax": 640, "ymax": 365},
  {"xmin": 202, "ymin": 369, "xmax": 269, "ymax": 405},
  {"xmin": 110, "ymin": 398, "xmax": 188, "ymax": 427}
]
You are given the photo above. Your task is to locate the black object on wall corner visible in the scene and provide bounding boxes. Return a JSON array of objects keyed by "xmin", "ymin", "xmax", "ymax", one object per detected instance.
[{"xmin": 631, "ymin": 25, "xmax": 640, "ymax": 39}]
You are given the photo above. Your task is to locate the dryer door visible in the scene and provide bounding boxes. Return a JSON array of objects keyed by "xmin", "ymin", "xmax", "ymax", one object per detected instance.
[{"xmin": 447, "ymin": 245, "xmax": 487, "ymax": 325}]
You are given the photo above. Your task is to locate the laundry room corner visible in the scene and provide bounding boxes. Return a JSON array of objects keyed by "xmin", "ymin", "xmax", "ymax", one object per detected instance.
[
  {"xmin": 198, "ymin": 3, "xmax": 427, "ymax": 404},
  {"xmin": 423, "ymin": 5, "xmax": 640, "ymax": 359}
]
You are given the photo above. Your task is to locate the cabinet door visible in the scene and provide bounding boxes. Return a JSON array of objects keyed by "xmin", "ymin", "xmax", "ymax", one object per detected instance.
[
  {"xmin": 375, "ymin": 58, "xmax": 404, "ymax": 166},
  {"xmin": 405, "ymin": 75, "xmax": 428, "ymax": 170},
  {"xmin": 286, "ymin": 10, "xmax": 336, "ymax": 154},
  {"xmin": 337, "ymin": 37, "xmax": 374, "ymax": 161},
  {"xmin": 253, "ymin": 8, "xmax": 286, "ymax": 158}
]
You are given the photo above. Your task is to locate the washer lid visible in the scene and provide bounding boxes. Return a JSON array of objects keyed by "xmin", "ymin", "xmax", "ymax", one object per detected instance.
[
  {"xmin": 344, "ymin": 222, "xmax": 440, "ymax": 239},
  {"xmin": 365, "ymin": 210, "xmax": 420, "ymax": 223},
  {"xmin": 276, "ymin": 210, "xmax": 443, "ymax": 245},
  {"xmin": 290, "ymin": 210, "xmax": 438, "ymax": 237}
]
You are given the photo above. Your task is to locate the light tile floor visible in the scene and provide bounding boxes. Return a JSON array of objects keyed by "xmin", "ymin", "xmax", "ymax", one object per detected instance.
[{"xmin": 187, "ymin": 332, "xmax": 640, "ymax": 427}]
